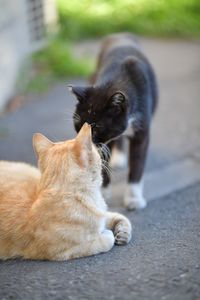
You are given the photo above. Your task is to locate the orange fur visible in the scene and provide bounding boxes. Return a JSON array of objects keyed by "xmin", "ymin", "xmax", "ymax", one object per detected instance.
[{"xmin": 0, "ymin": 123, "xmax": 132, "ymax": 260}]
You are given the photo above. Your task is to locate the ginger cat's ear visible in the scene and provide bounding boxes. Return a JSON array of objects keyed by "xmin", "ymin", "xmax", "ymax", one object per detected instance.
[
  {"xmin": 76, "ymin": 123, "xmax": 92, "ymax": 151},
  {"xmin": 33, "ymin": 133, "xmax": 53, "ymax": 157}
]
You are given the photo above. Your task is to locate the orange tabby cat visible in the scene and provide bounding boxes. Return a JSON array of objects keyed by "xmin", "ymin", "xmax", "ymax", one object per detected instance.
[{"xmin": 0, "ymin": 123, "xmax": 132, "ymax": 260}]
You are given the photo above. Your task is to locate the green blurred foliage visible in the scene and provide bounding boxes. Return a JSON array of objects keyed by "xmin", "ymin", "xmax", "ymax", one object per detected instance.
[
  {"xmin": 57, "ymin": 0, "xmax": 200, "ymax": 39},
  {"xmin": 24, "ymin": 39, "xmax": 93, "ymax": 92},
  {"xmin": 23, "ymin": 0, "xmax": 200, "ymax": 92},
  {"xmin": 32, "ymin": 39, "xmax": 92, "ymax": 78}
]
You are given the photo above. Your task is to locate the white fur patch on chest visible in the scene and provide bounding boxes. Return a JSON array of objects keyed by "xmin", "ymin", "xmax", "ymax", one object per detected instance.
[{"xmin": 123, "ymin": 118, "xmax": 134, "ymax": 138}]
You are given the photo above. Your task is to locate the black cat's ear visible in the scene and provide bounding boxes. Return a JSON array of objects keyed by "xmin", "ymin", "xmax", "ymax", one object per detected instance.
[
  {"xmin": 68, "ymin": 85, "xmax": 91, "ymax": 102},
  {"xmin": 110, "ymin": 92, "xmax": 126, "ymax": 110}
]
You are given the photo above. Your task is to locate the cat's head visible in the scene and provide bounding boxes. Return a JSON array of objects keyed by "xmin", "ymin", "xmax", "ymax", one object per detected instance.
[
  {"xmin": 32, "ymin": 123, "xmax": 102, "ymax": 188},
  {"xmin": 69, "ymin": 85, "xmax": 129, "ymax": 144}
]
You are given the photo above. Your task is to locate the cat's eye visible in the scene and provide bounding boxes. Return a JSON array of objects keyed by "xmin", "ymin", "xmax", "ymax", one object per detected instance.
[{"xmin": 87, "ymin": 109, "xmax": 96, "ymax": 116}]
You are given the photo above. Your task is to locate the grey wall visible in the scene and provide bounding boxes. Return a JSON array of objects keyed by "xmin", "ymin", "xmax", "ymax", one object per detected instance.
[
  {"xmin": 0, "ymin": 0, "xmax": 57, "ymax": 112},
  {"xmin": 0, "ymin": 0, "xmax": 30, "ymax": 111}
]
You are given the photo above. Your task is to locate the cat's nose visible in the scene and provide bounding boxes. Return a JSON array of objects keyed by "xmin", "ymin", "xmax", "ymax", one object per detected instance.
[{"xmin": 90, "ymin": 123, "xmax": 96, "ymax": 128}]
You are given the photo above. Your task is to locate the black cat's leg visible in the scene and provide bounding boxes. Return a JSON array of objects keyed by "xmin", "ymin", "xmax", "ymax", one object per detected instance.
[
  {"xmin": 124, "ymin": 131, "xmax": 149, "ymax": 210},
  {"xmin": 110, "ymin": 136, "xmax": 127, "ymax": 169}
]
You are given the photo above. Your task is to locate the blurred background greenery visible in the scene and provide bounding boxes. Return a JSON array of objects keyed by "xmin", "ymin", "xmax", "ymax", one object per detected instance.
[
  {"xmin": 57, "ymin": 0, "xmax": 200, "ymax": 39},
  {"xmin": 27, "ymin": 0, "xmax": 200, "ymax": 92}
]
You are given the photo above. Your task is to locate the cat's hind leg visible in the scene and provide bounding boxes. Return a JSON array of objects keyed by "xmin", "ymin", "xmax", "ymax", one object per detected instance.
[{"xmin": 106, "ymin": 212, "xmax": 132, "ymax": 245}]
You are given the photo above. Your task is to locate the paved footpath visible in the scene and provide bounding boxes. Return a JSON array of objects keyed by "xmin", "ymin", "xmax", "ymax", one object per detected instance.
[{"xmin": 0, "ymin": 38, "xmax": 200, "ymax": 300}]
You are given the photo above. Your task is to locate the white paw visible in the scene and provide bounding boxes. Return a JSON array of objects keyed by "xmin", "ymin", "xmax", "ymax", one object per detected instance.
[
  {"xmin": 110, "ymin": 147, "xmax": 127, "ymax": 169},
  {"xmin": 102, "ymin": 229, "xmax": 115, "ymax": 249},
  {"xmin": 114, "ymin": 220, "xmax": 132, "ymax": 245},
  {"xmin": 124, "ymin": 195, "xmax": 147, "ymax": 210},
  {"xmin": 124, "ymin": 182, "xmax": 147, "ymax": 210},
  {"xmin": 102, "ymin": 186, "xmax": 112, "ymax": 200}
]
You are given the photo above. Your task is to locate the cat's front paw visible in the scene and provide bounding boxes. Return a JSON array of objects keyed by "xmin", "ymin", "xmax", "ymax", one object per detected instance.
[
  {"xmin": 102, "ymin": 229, "xmax": 115, "ymax": 250},
  {"xmin": 114, "ymin": 220, "xmax": 132, "ymax": 245},
  {"xmin": 124, "ymin": 183, "xmax": 147, "ymax": 210}
]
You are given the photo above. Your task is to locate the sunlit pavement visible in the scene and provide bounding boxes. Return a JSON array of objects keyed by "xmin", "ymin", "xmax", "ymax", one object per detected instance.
[{"xmin": 0, "ymin": 38, "xmax": 200, "ymax": 299}]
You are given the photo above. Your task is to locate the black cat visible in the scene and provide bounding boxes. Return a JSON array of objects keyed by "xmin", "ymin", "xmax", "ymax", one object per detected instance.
[{"xmin": 69, "ymin": 33, "xmax": 158, "ymax": 210}]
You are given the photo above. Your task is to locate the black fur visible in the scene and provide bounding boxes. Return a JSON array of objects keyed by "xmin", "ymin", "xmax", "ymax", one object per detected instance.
[{"xmin": 70, "ymin": 33, "xmax": 158, "ymax": 189}]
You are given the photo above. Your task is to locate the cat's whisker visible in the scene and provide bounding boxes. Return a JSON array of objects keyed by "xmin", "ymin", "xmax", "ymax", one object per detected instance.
[
  {"xmin": 64, "ymin": 111, "xmax": 75, "ymax": 116},
  {"xmin": 73, "ymin": 116, "xmax": 80, "ymax": 123},
  {"xmin": 64, "ymin": 109, "xmax": 81, "ymax": 122},
  {"xmin": 98, "ymin": 150, "xmax": 108, "ymax": 167},
  {"xmin": 97, "ymin": 146, "xmax": 106, "ymax": 161},
  {"xmin": 101, "ymin": 159, "xmax": 112, "ymax": 170},
  {"xmin": 71, "ymin": 110, "xmax": 81, "ymax": 121},
  {"xmin": 63, "ymin": 115, "xmax": 74, "ymax": 123},
  {"xmin": 64, "ymin": 108, "xmax": 77, "ymax": 113},
  {"xmin": 101, "ymin": 159, "xmax": 112, "ymax": 173},
  {"xmin": 97, "ymin": 143, "xmax": 111, "ymax": 161},
  {"xmin": 102, "ymin": 164, "xmax": 112, "ymax": 177},
  {"xmin": 62, "ymin": 116, "xmax": 79, "ymax": 125},
  {"xmin": 98, "ymin": 142, "xmax": 110, "ymax": 153},
  {"xmin": 102, "ymin": 146, "xmax": 111, "ymax": 160},
  {"xmin": 65, "ymin": 112, "xmax": 81, "ymax": 122},
  {"xmin": 63, "ymin": 117, "xmax": 74, "ymax": 122},
  {"xmin": 73, "ymin": 113, "xmax": 81, "ymax": 122},
  {"xmin": 102, "ymin": 165, "xmax": 112, "ymax": 176},
  {"xmin": 101, "ymin": 158, "xmax": 117, "ymax": 180},
  {"xmin": 63, "ymin": 115, "xmax": 81, "ymax": 126}
]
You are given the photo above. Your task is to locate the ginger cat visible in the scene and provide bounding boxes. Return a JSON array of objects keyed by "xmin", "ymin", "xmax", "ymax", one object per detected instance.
[{"xmin": 0, "ymin": 123, "xmax": 132, "ymax": 260}]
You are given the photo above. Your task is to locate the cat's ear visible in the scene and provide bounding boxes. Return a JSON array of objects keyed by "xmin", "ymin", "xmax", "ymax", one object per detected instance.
[
  {"xmin": 111, "ymin": 92, "xmax": 126, "ymax": 105},
  {"xmin": 33, "ymin": 133, "xmax": 53, "ymax": 157},
  {"xmin": 110, "ymin": 92, "xmax": 126, "ymax": 111},
  {"xmin": 68, "ymin": 85, "xmax": 92, "ymax": 102},
  {"xmin": 75, "ymin": 123, "xmax": 92, "ymax": 151}
]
